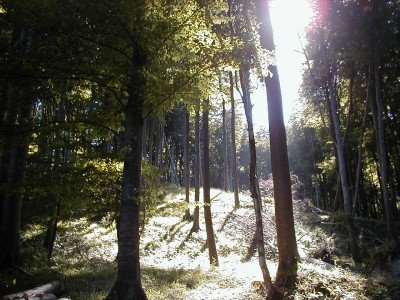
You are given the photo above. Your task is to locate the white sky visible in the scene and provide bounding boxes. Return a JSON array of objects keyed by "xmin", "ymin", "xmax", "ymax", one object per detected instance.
[{"xmin": 251, "ymin": 0, "xmax": 313, "ymax": 129}]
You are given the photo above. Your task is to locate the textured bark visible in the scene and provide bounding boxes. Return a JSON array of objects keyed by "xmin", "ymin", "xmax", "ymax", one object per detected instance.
[
  {"xmin": 229, "ymin": 71, "xmax": 240, "ymax": 208},
  {"xmin": 254, "ymin": 0, "xmax": 298, "ymax": 288},
  {"xmin": 202, "ymin": 103, "xmax": 219, "ymax": 266},
  {"xmin": 107, "ymin": 11, "xmax": 147, "ymax": 296},
  {"xmin": 107, "ymin": 87, "xmax": 147, "ymax": 299},
  {"xmin": 191, "ymin": 109, "xmax": 200, "ymax": 233},
  {"xmin": 3, "ymin": 280, "xmax": 64, "ymax": 300},
  {"xmin": 239, "ymin": 69, "xmax": 274, "ymax": 294}
]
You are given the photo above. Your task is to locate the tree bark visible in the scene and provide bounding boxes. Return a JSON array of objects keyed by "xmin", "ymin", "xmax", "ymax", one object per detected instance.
[
  {"xmin": 3, "ymin": 280, "xmax": 64, "ymax": 300},
  {"xmin": 222, "ymin": 92, "xmax": 229, "ymax": 192},
  {"xmin": 1, "ymin": 94, "xmax": 34, "ymax": 268},
  {"xmin": 229, "ymin": 71, "xmax": 240, "ymax": 208},
  {"xmin": 191, "ymin": 109, "xmax": 200, "ymax": 233},
  {"xmin": 202, "ymin": 101, "xmax": 219, "ymax": 266},
  {"xmin": 107, "ymin": 18, "xmax": 148, "ymax": 297},
  {"xmin": 183, "ymin": 109, "xmax": 191, "ymax": 220},
  {"xmin": 239, "ymin": 69, "xmax": 275, "ymax": 295},
  {"xmin": 372, "ymin": 25, "xmax": 396, "ymax": 243},
  {"xmin": 148, "ymin": 116, "xmax": 155, "ymax": 165},
  {"xmin": 0, "ymin": 25, "xmax": 33, "ymax": 268},
  {"xmin": 322, "ymin": 41, "xmax": 361, "ymax": 264},
  {"xmin": 352, "ymin": 69, "xmax": 370, "ymax": 215},
  {"xmin": 254, "ymin": 0, "xmax": 299, "ymax": 288},
  {"xmin": 107, "ymin": 88, "xmax": 147, "ymax": 299}
]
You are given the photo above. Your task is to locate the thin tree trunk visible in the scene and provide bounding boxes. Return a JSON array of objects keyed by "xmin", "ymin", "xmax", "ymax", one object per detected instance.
[
  {"xmin": 184, "ymin": 109, "xmax": 191, "ymax": 221},
  {"xmin": 239, "ymin": 69, "xmax": 275, "ymax": 296},
  {"xmin": 165, "ymin": 135, "xmax": 178, "ymax": 185},
  {"xmin": 148, "ymin": 117, "xmax": 155, "ymax": 165},
  {"xmin": 372, "ymin": 26, "xmax": 396, "ymax": 243},
  {"xmin": 191, "ymin": 109, "xmax": 200, "ymax": 233},
  {"xmin": 323, "ymin": 40, "xmax": 361, "ymax": 264},
  {"xmin": 202, "ymin": 101, "xmax": 219, "ymax": 266},
  {"xmin": 142, "ymin": 117, "xmax": 148, "ymax": 158},
  {"xmin": 154, "ymin": 122, "xmax": 163, "ymax": 168},
  {"xmin": 254, "ymin": 0, "xmax": 299, "ymax": 288},
  {"xmin": 44, "ymin": 95, "xmax": 66, "ymax": 260},
  {"xmin": 222, "ymin": 92, "xmax": 229, "ymax": 192},
  {"xmin": 352, "ymin": 69, "xmax": 370, "ymax": 215},
  {"xmin": 333, "ymin": 172, "xmax": 342, "ymax": 211},
  {"xmin": 229, "ymin": 71, "xmax": 240, "ymax": 208},
  {"xmin": 46, "ymin": 200, "xmax": 60, "ymax": 260}
]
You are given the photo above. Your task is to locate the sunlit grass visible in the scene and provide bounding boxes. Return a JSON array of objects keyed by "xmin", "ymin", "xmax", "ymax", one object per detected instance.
[{"xmin": 2, "ymin": 186, "xmax": 399, "ymax": 299}]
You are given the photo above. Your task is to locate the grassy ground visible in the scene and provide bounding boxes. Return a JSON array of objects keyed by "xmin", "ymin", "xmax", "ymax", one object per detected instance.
[{"xmin": 1, "ymin": 186, "xmax": 399, "ymax": 299}]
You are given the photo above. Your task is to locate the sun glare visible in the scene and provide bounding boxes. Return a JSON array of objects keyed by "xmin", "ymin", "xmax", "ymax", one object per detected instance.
[{"xmin": 252, "ymin": 0, "xmax": 313, "ymax": 128}]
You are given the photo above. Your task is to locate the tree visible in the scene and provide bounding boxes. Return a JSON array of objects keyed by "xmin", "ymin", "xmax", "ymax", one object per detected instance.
[
  {"xmin": 0, "ymin": 4, "xmax": 38, "ymax": 267},
  {"xmin": 105, "ymin": 1, "xmax": 149, "ymax": 297},
  {"xmin": 191, "ymin": 108, "xmax": 201, "ymax": 233},
  {"xmin": 321, "ymin": 37, "xmax": 361, "ymax": 263},
  {"xmin": 254, "ymin": 0, "xmax": 298, "ymax": 287},
  {"xmin": 221, "ymin": 84, "xmax": 229, "ymax": 192},
  {"xmin": 371, "ymin": 12, "xmax": 396, "ymax": 243},
  {"xmin": 229, "ymin": 71, "xmax": 240, "ymax": 208},
  {"xmin": 183, "ymin": 108, "xmax": 192, "ymax": 221},
  {"xmin": 239, "ymin": 68, "xmax": 275, "ymax": 297},
  {"xmin": 202, "ymin": 101, "xmax": 219, "ymax": 266}
]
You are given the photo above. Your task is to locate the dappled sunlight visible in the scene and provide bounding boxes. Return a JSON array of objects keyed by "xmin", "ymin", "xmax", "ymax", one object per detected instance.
[
  {"xmin": 138, "ymin": 188, "xmax": 278, "ymax": 298},
  {"xmin": 10, "ymin": 187, "xmax": 398, "ymax": 299}
]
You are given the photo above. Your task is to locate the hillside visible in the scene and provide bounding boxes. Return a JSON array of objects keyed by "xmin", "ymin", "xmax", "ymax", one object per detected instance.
[{"xmin": 1, "ymin": 187, "xmax": 399, "ymax": 299}]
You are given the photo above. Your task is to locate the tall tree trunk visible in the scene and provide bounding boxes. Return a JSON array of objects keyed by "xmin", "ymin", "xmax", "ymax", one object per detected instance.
[
  {"xmin": 183, "ymin": 109, "xmax": 191, "ymax": 220},
  {"xmin": 0, "ymin": 84, "xmax": 18, "ymax": 239},
  {"xmin": 239, "ymin": 69, "xmax": 275, "ymax": 296},
  {"xmin": 372, "ymin": 26, "xmax": 396, "ymax": 243},
  {"xmin": 352, "ymin": 69, "xmax": 370, "ymax": 215},
  {"xmin": 254, "ymin": 0, "xmax": 299, "ymax": 287},
  {"xmin": 222, "ymin": 93, "xmax": 229, "ymax": 192},
  {"xmin": 44, "ymin": 94, "xmax": 66, "ymax": 260},
  {"xmin": 229, "ymin": 72, "xmax": 240, "ymax": 208},
  {"xmin": 323, "ymin": 41, "xmax": 361, "ymax": 264},
  {"xmin": 44, "ymin": 199, "xmax": 60, "ymax": 260},
  {"xmin": 191, "ymin": 109, "xmax": 200, "ymax": 233},
  {"xmin": 148, "ymin": 117, "xmax": 155, "ymax": 165},
  {"xmin": 154, "ymin": 122, "xmax": 163, "ymax": 168},
  {"xmin": 1, "ymin": 87, "xmax": 35, "ymax": 268},
  {"xmin": 107, "ymin": 92, "xmax": 147, "ymax": 300},
  {"xmin": 142, "ymin": 117, "xmax": 148, "ymax": 158},
  {"xmin": 107, "ymin": 26, "xmax": 147, "ymax": 298},
  {"xmin": 202, "ymin": 101, "xmax": 219, "ymax": 266},
  {"xmin": 0, "ymin": 24, "xmax": 25, "ymax": 259}
]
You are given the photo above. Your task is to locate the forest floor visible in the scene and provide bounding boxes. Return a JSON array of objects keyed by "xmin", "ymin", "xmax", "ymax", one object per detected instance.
[{"xmin": 1, "ymin": 186, "xmax": 400, "ymax": 299}]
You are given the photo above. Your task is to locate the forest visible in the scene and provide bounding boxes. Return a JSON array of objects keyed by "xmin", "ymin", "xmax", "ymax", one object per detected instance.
[{"xmin": 0, "ymin": 0, "xmax": 399, "ymax": 299}]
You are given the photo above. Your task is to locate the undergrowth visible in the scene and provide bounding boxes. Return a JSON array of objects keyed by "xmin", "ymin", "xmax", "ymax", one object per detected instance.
[{"xmin": 1, "ymin": 186, "xmax": 400, "ymax": 299}]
